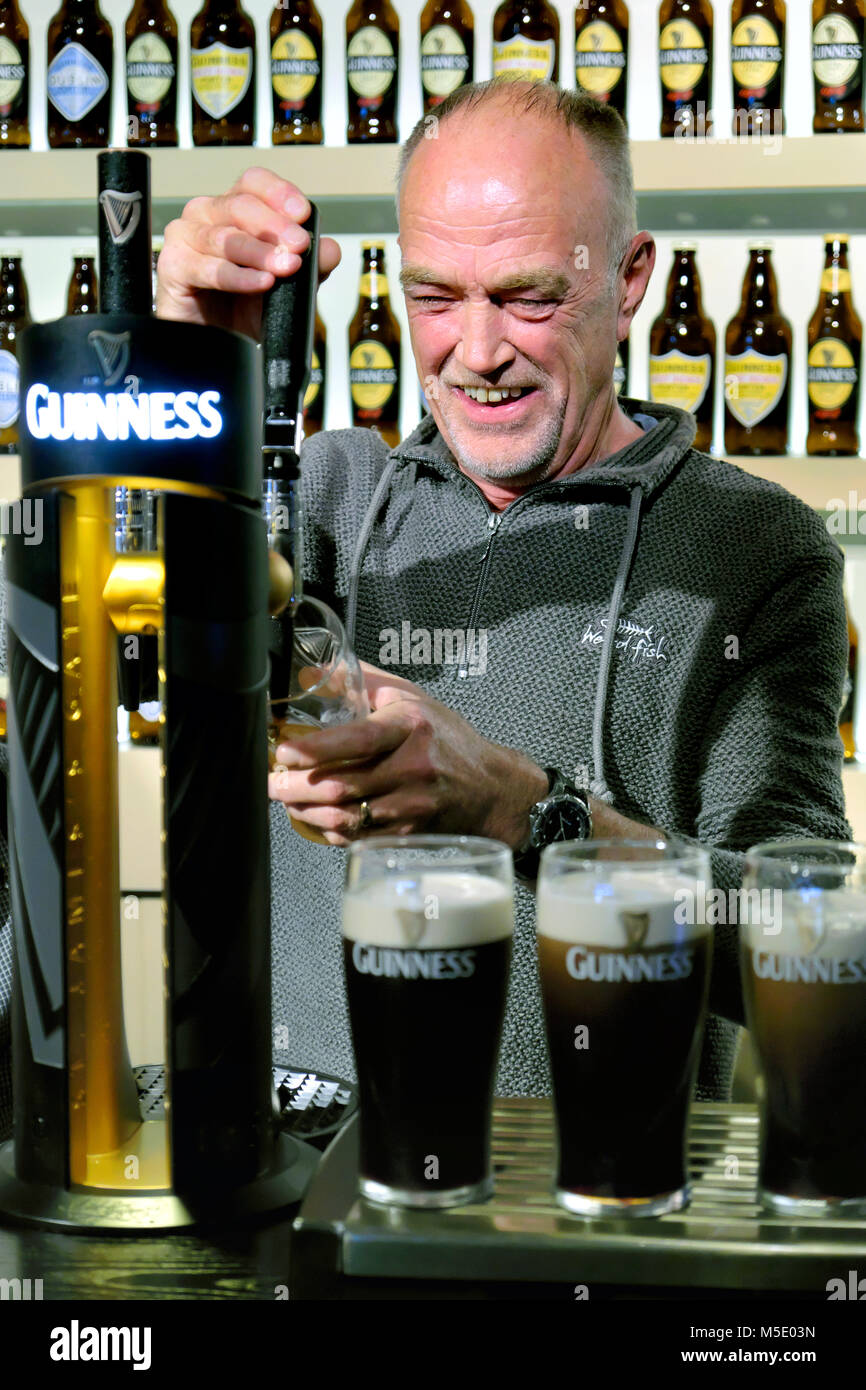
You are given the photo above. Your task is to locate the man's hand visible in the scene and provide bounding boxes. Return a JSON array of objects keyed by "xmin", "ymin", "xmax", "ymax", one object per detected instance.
[
  {"xmin": 268, "ymin": 663, "xmax": 549, "ymax": 848},
  {"xmin": 156, "ymin": 166, "xmax": 342, "ymax": 338}
]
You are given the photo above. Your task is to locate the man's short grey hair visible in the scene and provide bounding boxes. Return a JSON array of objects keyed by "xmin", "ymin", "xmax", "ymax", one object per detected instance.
[{"xmin": 396, "ymin": 80, "xmax": 638, "ymax": 289}]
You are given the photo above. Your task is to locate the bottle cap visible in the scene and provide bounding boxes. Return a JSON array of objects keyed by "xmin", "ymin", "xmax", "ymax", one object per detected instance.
[
  {"xmin": 824, "ymin": 233, "xmax": 849, "ymax": 243},
  {"xmin": 673, "ymin": 243, "xmax": 697, "ymax": 254},
  {"xmin": 361, "ymin": 240, "xmax": 386, "ymax": 252},
  {"xmin": 72, "ymin": 248, "xmax": 97, "ymax": 259},
  {"xmin": 0, "ymin": 248, "xmax": 23, "ymax": 258},
  {"xmin": 748, "ymin": 241, "xmax": 774, "ymax": 253}
]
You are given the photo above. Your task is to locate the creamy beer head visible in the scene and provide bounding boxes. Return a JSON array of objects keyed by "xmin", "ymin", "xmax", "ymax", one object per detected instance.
[
  {"xmin": 343, "ymin": 870, "xmax": 513, "ymax": 949},
  {"xmin": 741, "ymin": 886, "xmax": 866, "ymax": 965},
  {"xmin": 537, "ymin": 869, "xmax": 710, "ymax": 950}
]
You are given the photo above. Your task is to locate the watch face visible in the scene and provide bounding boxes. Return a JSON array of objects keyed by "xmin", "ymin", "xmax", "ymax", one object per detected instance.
[{"xmin": 534, "ymin": 795, "xmax": 589, "ymax": 845}]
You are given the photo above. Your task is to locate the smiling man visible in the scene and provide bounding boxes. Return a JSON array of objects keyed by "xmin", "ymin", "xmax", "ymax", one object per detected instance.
[{"xmin": 150, "ymin": 79, "xmax": 850, "ymax": 1105}]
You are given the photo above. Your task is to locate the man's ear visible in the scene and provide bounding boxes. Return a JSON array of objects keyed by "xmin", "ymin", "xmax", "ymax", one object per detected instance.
[{"xmin": 617, "ymin": 233, "xmax": 656, "ymax": 342}]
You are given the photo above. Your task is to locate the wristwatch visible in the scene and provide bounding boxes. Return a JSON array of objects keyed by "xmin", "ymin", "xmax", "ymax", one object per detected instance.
[{"xmin": 512, "ymin": 767, "xmax": 593, "ymax": 881}]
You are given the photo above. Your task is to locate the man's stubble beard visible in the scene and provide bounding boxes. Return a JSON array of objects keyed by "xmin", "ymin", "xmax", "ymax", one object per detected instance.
[{"xmin": 438, "ymin": 393, "xmax": 569, "ymax": 485}]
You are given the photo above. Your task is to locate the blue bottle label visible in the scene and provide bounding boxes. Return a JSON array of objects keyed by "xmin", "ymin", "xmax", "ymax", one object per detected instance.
[{"xmin": 48, "ymin": 42, "xmax": 109, "ymax": 122}]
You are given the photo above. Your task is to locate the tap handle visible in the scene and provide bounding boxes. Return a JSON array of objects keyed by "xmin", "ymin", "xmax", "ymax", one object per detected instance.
[{"xmin": 262, "ymin": 202, "xmax": 320, "ymax": 452}]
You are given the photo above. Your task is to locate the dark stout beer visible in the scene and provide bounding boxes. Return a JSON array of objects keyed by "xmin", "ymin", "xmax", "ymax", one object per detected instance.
[
  {"xmin": 270, "ymin": 0, "xmax": 323, "ymax": 146},
  {"xmin": 658, "ymin": 0, "xmax": 713, "ymax": 138},
  {"xmin": 0, "ymin": 0, "xmax": 29, "ymax": 147},
  {"xmin": 346, "ymin": 0, "xmax": 399, "ymax": 143},
  {"xmin": 0, "ymin": 252, "xmax": 29, "ymax": 453},
  {"xmin": 349, "ymin": 242, "xmax": 401, "ymax": 448},
  {"xmin": 125, "ymin": 0, "xmax": 178, "ymax": 147},
  {"xmin": 812, "ymin": 0, "xmax": 864, "ymax": 133},
  {"xmin": 190, "ymin": 0, "xmax": 255, "ymax": 146},
  {"xmin": 492, "ymin": 0, "xmax": 559, "ymax": 84},
  {"xmin": 47, "ymin": 0, "xmax": 113, "ymax": 148},
  {"xmin": 66, "ymin": 251, "xmax": 99, "ymax": 315},
  {"xmin": 303, "ymin": 309, "xmax": 326, "ymax": 436},
  {"xmin": 420, "ymin": 0, "xmax": 473, "ymax": 114},
  {"xmin": 649, "ymin": 246, "xmax": 716, "ymax": 453},
  {"xmin": 724, "ymin": 246, "xmax": 791, "ymax": 456},
  {"xmin": 807, "ymin": 234, "xmax": 862, "ymax": 455},
  {"xmin": 574, "ymin": 0, "xmax": 628, "ymax": 121},
  {"xmin": 730, "ymin": 0, "xmax": 785, "ymax": 137}
]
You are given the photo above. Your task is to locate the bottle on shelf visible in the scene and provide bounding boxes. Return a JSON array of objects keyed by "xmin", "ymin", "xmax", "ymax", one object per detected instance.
[
  {"xmin": 807, "ymin": 234, "xmax": 862, "ymax": 456},
  {"xmin": 0, "ymin": 0, "xmax": 29, "ymax": 148},
  {"xmin": 724, "ymin": 245, "xmax": 791, "ymax": 456},
  {"xmin": 649, "ymin": 246, "xmax": 716, "ymax": 454},
  {"xmin": 66, "ymin": 250, "xmax": 99, "ymax": 315},
  {"xmin": 346, "ymin": 0, "xmax": 399, "ymax": 143},
  {"xmin": 614, "ymin": 337, "xmax": 629, "ymax": 396},
  {"xmin": 574, "ymin": 0, "xmax": 628, "ymax": 122},
  {"xmin": 270, "ymin": 0, "xmax": 323, "ymax": 145},
  {"xmin": 840, "ymin": 597, "xmax": 859, "ymax": 761},
  {"xmin": 730, "ymin": 0, "xmax": 785, "ymax": 137},
  {"xmin": 812, "ymin": 0, "xmax": 864, "ymax": 133},
  {"xmin": 46, "ymin": 0, "xmax": 113, "ymax": 149},
  {"xmin": 0, "ymin": 251, "xmax": 30, "ymax": 455},
  {"xmin": 125, "ymin": 0, "xmax": 178, "ymax": 147},
  {"xmin": 190, "ymin": 0, "xmax": 256, "ymax": 146},
  {"xmin": 349, "ymin": 242, "xmax": 401, "ymax": 450},
  {"xmin": 303, "ymin": 309, "xmax": 326, "ymax": 437},
  {"xmin": 658, "ymin": 0, "xmax": 713, "ymax": 139},
  {"xmin": 420, "ymin": 0, "xmax": 473, "ymax": 114},
  {"xmin": 492, "ymin": 0, "xmax": 559, "ymax": 84}
]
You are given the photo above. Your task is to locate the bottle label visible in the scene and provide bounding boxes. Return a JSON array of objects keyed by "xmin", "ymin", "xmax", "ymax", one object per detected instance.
[
  {"xmin": 613, "ymin": 349, "xmax": 627, "ymax": 396},
  {"xmin": 304, "ymin": 348, "xmax": 323, "ymax": 409},
  {"xmin": 820, "ymin": 266, "xmax": 853, "ymax": 294},
  {"xmin": 659, "ymin": 19, "xmax": 708, "ymax": 93},
  {"xmin": 271, "ymin": 30, "xmax": 320, "ymax": 104},
  {"xmin": 359, "ymin": 270, "xmax": 389, "ymax": 299},
  {"xmin": 127, "ymin": 33, "xmax": 175, "ymax": 106},
  {"xmin": 0, "ymin": 348, "xmax": 19, "ymax": 429},
  {"xmin": 649, "ymin": 351, "xmax": 712, "ymax": 413},
  {"xmin": 492, "ymin": 37, "xmax": 555, "ymax": 83},
  {"xmin": 47, "ymin": 42, "xmax": 109, "ymax": 122},
  {"xmin": 0, "ymin": 37, "xmax": 25, "ymax": 110},
  {"xmin": 812, "ymin": 15, "xmax": 862, "ymax": 89},
  {"xmin": 347, "ymin": 26, "xmax": 396, "ymax": 100},
  {"xmin": 350, "ymin": 341, "xmax": 398, "ymax": 410},
  {"xmin": 724, "ymin": 350, "xmax": 788, "ymax": 426},
  {"xmin": 191, "ymin": 43, "xmax": 252, "ymax": 119},
  {"xmin": 731, "ymin": 15, "xmax": 782, "ymax": 91},
  {"xmin": 576, "ymin": 20, "xmax": 626, "ymax": 96},
  {"xmin": 808, "ymin": 338, "xmax": 858, "ymax": 411},
  {"xmin": 421, "ymin": 24, "xmax": 470, "ymax": 99}
]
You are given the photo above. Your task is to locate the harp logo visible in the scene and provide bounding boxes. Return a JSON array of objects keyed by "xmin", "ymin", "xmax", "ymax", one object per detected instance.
[
  {"xmin": 88, "ymin": 329, "xmax": 131, "ymax": 386},
  {"xmin": 99, "ymin": 189, "xmax": 142, "ymax": 247}
]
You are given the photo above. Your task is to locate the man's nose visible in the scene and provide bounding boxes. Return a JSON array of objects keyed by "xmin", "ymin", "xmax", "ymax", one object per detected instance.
[{"xmin": 455, "ymin": 303, "xmax": 514, "ymax": 377}]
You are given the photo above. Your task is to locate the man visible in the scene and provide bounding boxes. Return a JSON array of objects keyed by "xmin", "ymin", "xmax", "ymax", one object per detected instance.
[{"xmin": 0, "ymin": 82, "xmax": 849, "ymax": 1138}]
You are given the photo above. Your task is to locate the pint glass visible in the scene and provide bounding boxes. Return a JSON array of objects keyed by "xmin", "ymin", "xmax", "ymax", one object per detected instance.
[
  {"xmin": 742, "ymin": 840, "xmax": 866, "ymax": 1218},
  {"xmin": 536, "ymin": 840, "xmax": 712, "ymax": 1217},
  {"xmin": 343, "ymin": 836, "xmax": 514, "ymax": 1208}
]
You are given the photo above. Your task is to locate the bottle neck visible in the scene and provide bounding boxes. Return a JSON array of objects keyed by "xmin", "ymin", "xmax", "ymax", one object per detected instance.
[
  {"xmin": 666, "ymin": 254, "xmax": 704, "ymax": 317},
  {"xmin": 0, "ymin": 262, "xmax": 27, "ymax": 320},
  {"xmin": 822, "ymin": 241, "xmax": 852, "ymax": 297},
  {"xmin": 361, "ymin": 255, "xmax": 388, "ymax": 299},
  {"xmin": 741, "ymin": 252, "xmax": 779, "ymax": 316}
]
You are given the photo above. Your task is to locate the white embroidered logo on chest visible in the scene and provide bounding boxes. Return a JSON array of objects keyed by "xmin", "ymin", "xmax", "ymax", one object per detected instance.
[{"xmin": 580, "ymin": 617, "xmax": 670, "ymax": 664}]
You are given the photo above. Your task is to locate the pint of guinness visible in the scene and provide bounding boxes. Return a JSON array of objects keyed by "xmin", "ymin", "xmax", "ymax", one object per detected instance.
[
  {"xmin": 343, "ymin": 836, "xmax": 513, "ymax": 1208},
  {"xmin": 536, "ymin": 840, "xmax": 712, "ymax": 1217},
  {"xmin": 742, "ymin": 840, "xmax": 866, "ymax": 1218}
]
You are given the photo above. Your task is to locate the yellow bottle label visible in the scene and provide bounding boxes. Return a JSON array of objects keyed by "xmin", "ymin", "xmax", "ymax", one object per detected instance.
[
  {"xmin": 576, "ymin": 20, "xmax": 625, "ymax": 96},
  {"xmin": 659, "ymin": 19, "xmax": 708, "ymax": 92},
  {"xmin": 0, "ymin": 37, "xmax": 25, "ymax": 107},
  {"xmin": 359, "ymin": 270, "xmax": 389, "ymax": 300},
  {"xmin": 492, "ymin": 37, "xmax": 555, "ymax": 83},
  {"xmin": 421, "ymin": 24, "xmax": 470, "ymax": 99},
  {"xmin": 731, "ymin": 15, "xmax": 782, "ymax": 90},
  {"xmin": 820, "ymin": 266, "xmax": 853, "ymax": 294},
  {"xmin": 304, "ymin": 347, "xmax": 322, "ymax": 409},
  {"xmin": 271, "ymin": 30, "xmax": 319, "ymax": 103},
  {"xmin": 812, "ymin": 15, "xmax": 862, "ymax": 88},
  {"xmin": 649, "ymin": 351, "xmax": 712, "ymax": 413},
  {"xmin": 347, "ymin": 25, "xmax": 396, "ymax": 100},
  {"xmin": 191, "ymin": 43, "xmax": 252, "ymax": 119},
  {"xmin": 350, "ymin": 341, "xmax": 397, "ymax": 411},
  {"xmin": 724, "ymin": 350, "xmax": 788, "ymax": 426},
  {"xmin": 808, "ymin": 338, "xmax": 858, "ymax": 410},
  {"xmin": 127, "ymin": 33, "xmax": 175, "ymax": 105}
]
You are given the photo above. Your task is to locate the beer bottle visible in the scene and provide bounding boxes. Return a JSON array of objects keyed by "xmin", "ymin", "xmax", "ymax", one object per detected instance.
[
  {"xmin": 807, "ymin": 234, "xmax": 862, "ymax": 455},
  {"xmin": 724, "ymin": 246, "xmax": 791, "ymax": 456},
  {"xmin": 575, "ymin": 0, "xmax": 628, "ymax": 122},
  {"xmin": 303, "ymin": 310, "xmax": 326, "ymax": 437},
  {"xmin": 730, "ymin": 0, "xmax": 785, "ymax": 137},
  {"xmin": 649, "ymin": 246, "xmax": 716, "ymax": 453},
  {"xmin": 0, "ymin": 0, "xmax": 29, "ymax": 148},
  {"xmin": 349, "ymin": 243, "xmax": 401, "ymax": 449},
  {"xmin": 125, "ymin": 0, "xmax": 178, "ymax": 147},
  {"xmin": 0, "ymin": 252, "xmax": 30, "ymax": 454},
  {"xmin": 46, "ymin": 0, "xmax": 113, "ymax": 149},
  {"xmin": 66, "ymin": 250, "xmax": 99, "ymax": 314},
  {"xmin": 420, "ymin": 0, "xmax": 473, "ymax": 114},
  {"xmin": 812, "ymin": 0, "xmax": 864, "ymax": 133},
  {"xmin": 658, "ymin": 0, "xmax": 713, "ymax": 139},
  {"xmin": 270, "ymin": 0, "xmax": 323, "ymax": 145},
  {"xmin": 191, "ymin": 0, "xmax": 255, "ymax": 146},
  {"xmin": 614, "ymin": 337, "xmax": 629, "ymax": 396},
  {"xmin": 492, "ymin": 0, "xmax": 559, "ymax": 85},
  {"xmin": 840, "ymin": 597, "xmax": 859, "ymax": 761},
  {"xmin": 346, "ymin": 0, "xmax": 399, "ymax": 144}
]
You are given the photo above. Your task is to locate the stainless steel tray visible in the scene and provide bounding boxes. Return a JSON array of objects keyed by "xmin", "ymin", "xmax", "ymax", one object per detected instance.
[{"xmin": 291, "ymin": 1100, "xmax": 866, "ymax": 1295}]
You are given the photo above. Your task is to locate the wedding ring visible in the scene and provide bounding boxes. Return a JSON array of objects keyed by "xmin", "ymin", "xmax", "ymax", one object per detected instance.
[{"xmin": 358, "ymin": 800, "xmax": 373, "ymax": 832}]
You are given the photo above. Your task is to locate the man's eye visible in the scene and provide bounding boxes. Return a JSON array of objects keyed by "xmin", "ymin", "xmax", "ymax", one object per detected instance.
[{"xmin": 413, "ymin": 295, "xmax": 452, "ymax": 304}]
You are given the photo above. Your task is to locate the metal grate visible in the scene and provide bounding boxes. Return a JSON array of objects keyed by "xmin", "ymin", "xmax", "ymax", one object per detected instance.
[{"xmin": 132, "ymin": 1063, "xmax": 357, "ymax": 1142}]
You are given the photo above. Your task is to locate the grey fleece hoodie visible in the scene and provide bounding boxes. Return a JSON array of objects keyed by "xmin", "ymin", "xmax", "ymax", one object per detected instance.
[{"xmin": 267, "ymin": 396, "xmax": 852, "ymax": 1102}]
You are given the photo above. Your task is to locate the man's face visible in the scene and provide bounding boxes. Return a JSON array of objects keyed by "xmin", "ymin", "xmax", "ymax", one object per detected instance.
[{"xmin": 398, "ymin": 108, "xmax": 620, "ymax": 486}]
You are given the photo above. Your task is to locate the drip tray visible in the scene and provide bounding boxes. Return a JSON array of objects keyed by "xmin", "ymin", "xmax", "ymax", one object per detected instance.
[{"xmin": 291, "ymin": 1100, "xmax": 866, "ymax": 1298}]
